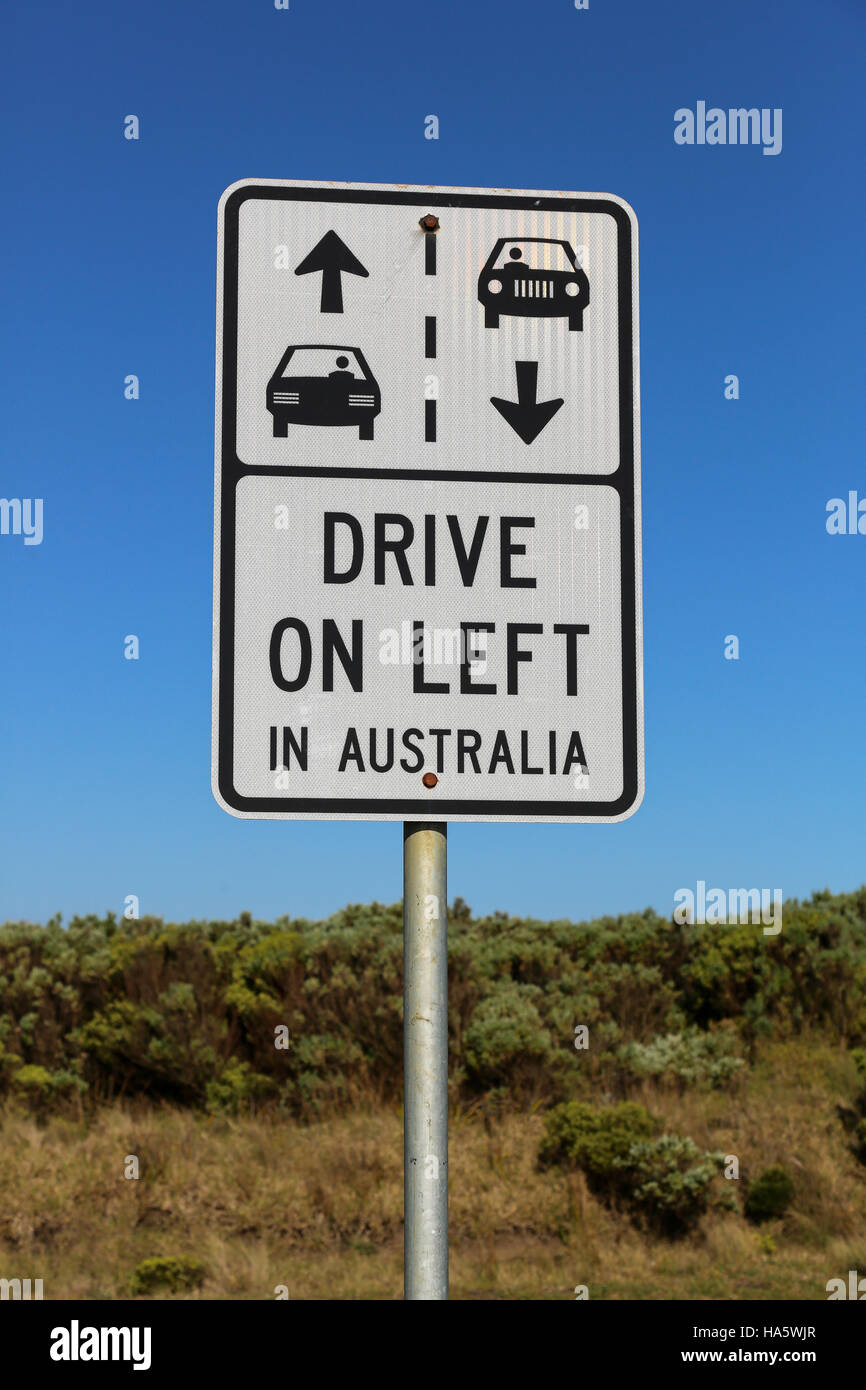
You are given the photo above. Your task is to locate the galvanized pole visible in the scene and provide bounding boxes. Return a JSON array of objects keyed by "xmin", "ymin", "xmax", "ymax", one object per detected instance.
[{"xmin": 403, "ymin": 821, "xmax": 448, "ymax": 1299}]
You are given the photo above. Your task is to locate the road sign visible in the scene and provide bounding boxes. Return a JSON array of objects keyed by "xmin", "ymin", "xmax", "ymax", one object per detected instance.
[{"xmin": 213, "ymin": 179, "xmax": 643, "ymax": 822}]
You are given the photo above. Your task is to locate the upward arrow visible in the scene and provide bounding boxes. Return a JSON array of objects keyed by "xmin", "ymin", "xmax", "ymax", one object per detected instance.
[
  {"xmin": 294, "ymin": 230, "xmax": 369, "ymax": 313},
  {"xmin": 490, "ymin": 362, "xmax": 564, "ymax": 444}
]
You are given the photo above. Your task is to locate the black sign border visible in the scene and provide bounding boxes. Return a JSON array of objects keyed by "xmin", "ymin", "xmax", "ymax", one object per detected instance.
[{"xmin": 216, "ymin": 183, "xmax": 640, "ymax": 819}]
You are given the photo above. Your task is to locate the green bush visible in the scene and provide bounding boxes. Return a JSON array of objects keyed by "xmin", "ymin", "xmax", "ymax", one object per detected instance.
[
  {"xmin": 10, "ymin": 1064, "xmax": 87, "ymax": 1113},
  {"xmin": 205, "ymin": 1059, "xmax": 275, "ymax": 1114},
  {"xmin": 11, "ymin": 1064, "xmax": 54, "ymax": 1109},
  {"xmin": 539, "ymin": 1100, "xmax": 656, "ymax": 1177},
  {"xmin": 849, "ymin": 1047, "xmax": 866, "ymax": 1077},
  {"xmin": 539, "ymin": 1100, "xmax": 723, "ymax": 1232},
  {"xmin": 620, "ymin": 1026, "xmax": 744, "ymax": 1088},
  {"xmin": 463, "ymin": 982, "xmax": 552, "ymax": 1081},
  {"xmin": 130, "ymin": 1256, "xmax": 207, "ymax": 1296},
  {"xmin": 744, "ymin": 1165, "xmax": 795, "ymax": 1223},
  {"xmin": 2, "ymin": 885, "xmax": 866, "ymax": 1115},
  {"xmin": 624, "ymin": 1135, "xmax": 725, "ymax": 1232}
]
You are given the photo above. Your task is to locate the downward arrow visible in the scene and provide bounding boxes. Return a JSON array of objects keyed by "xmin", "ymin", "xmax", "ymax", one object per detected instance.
[
  {"xmin": 294, "ymin": 230, "xmax": 369, "ymax": 313},
  {"xmin": 490, "ymin": 362, "xmax": 563, "ymax": 444}
]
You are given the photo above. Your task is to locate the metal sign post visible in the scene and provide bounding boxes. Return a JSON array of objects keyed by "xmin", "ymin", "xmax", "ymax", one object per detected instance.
[{"xmin": 403, "ymin": 822, "xmax": 448, "ymax": 1299}]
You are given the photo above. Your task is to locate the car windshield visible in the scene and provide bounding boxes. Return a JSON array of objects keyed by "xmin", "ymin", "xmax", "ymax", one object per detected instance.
[
  {"xmin": 490, "ymin": 240, "xmax": 575, "ymax": 273},
  {"xmin": 282, "ymin": 348, "xmax": 363, "ymax": 378}
]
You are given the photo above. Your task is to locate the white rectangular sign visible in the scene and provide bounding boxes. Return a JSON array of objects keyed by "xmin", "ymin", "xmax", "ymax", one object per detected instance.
[{"xmin": 213, "ymin": 179, "xmax": 643, "ymax": 821}]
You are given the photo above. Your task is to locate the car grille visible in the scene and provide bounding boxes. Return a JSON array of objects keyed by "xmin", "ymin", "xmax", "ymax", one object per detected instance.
[
  {"xmin": 512, "ymin": 278, "xmax": 555, "ymax": 298},
  {"xmin": 273, "ymin": 391, "xmax": 300, "ymax": 404},
  {"xmin": 348, "ymin": 394, "xmax": 375, "ymax": 406}
]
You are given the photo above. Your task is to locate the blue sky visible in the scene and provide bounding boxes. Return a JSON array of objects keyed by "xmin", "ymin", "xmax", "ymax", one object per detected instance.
[{"xmin": 1, "ymin": 0, "xmax": 864, "ymax": 925}]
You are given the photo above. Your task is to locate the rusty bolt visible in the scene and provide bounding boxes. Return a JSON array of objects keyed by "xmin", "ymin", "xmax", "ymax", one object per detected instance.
[
  {"xmin": 422, "ymin": 772, "xmax": 439, "ymax": 788},
  {"xmin": 419, "ymin": 214, "xmax": 440, "ymax": 232}
]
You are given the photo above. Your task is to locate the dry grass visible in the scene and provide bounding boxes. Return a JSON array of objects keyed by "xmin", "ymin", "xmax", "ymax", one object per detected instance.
[{"xmin": 1, "ymin": 1037, "xmax": 864, "ymax": 1300}]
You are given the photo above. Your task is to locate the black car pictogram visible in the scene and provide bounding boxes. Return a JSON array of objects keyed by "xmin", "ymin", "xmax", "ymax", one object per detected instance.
[
  {"xmin": 266, "ymin": 345, "xmax": 381, "ymax": 440},
  {"xmin": 478, "ymin": 238, "xmax": 590, "ymax": 331}
]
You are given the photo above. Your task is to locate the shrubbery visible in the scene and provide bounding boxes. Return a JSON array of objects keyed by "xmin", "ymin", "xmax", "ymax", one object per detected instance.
[
  {"xmin": 0, "ymin": 886, "xmax": 864, "ymax": 1116},
  {"xmin": 11, "ymin": 1064, "xmax": 87, "ymax": 1113},
  {"xmin": 744, "ymin": 1165, "xmax": 795, "ymax": 1223},
  {"xmin": 129, "ymin": 1257, "xmax": 206, "ymax": 1296},
  {"xmin": 624, "ymin": 1135, "xmax": 726, "ymax": 1231},
  {"xmin": 538, "ymin": 1100, "xmax": 656, "ymax": 1177},
  {"xmin": 618, "ymin": 1025, "xmax": 745, "ymax": 1089},
  {"xmin": 538, "ymin": 1100, "xmax": 724, "ymax": 1233}
]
